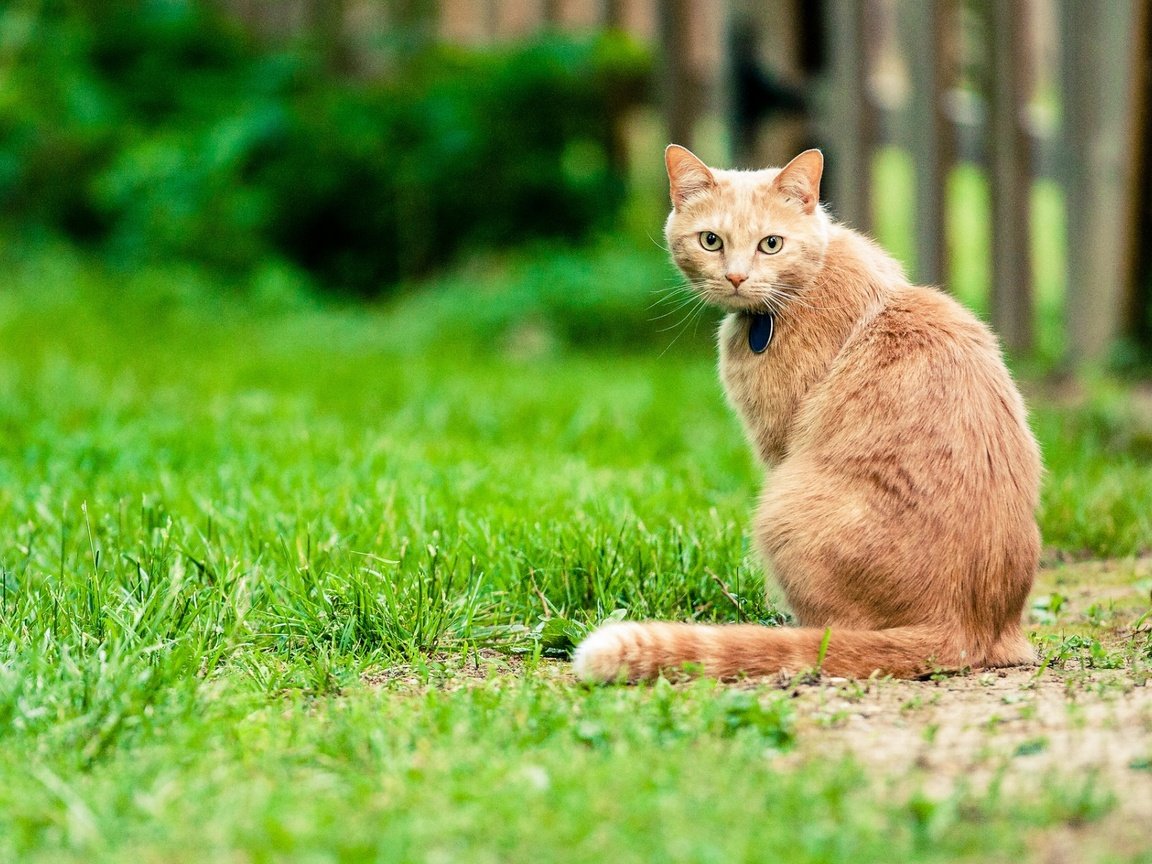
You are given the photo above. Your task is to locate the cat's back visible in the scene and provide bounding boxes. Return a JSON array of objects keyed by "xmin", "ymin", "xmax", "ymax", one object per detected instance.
[
  {"xmin": 793, "ymin": 282, "xmax": 1040, "ymax": 504},
  {"xmin": 848, "ymin": 283, "xmax": 1006, "ymax": 390}
]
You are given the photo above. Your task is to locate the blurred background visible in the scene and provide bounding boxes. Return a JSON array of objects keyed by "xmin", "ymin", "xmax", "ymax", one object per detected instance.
[{"xmin": 2, "ymin": 0, "xmax": 1151, "ymax": 371}]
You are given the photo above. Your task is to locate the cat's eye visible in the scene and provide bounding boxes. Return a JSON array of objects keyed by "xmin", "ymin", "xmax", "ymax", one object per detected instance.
[
  {"xmin": 699, "ymin": 231, "xmax": 723, "ymax": 251},
  {"xmin": 759, "ymin": 235, "xmax": 784, "ymax": 254}
]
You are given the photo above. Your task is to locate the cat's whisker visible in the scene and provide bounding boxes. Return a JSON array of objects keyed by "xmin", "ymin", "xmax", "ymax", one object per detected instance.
[
  {"xmin": 771, "ymin": 284, "xmax": 855, "ymax": 315},
  {"xmin": 646, "ymin": 232, "xmax": 672, "ymax": 253},
  {"xmin": 650, "ymin": 295, "xmax": 704, "ymax": 321},
  {"xmin": 762, "ymin": 295, "xmax": 786, "ymax": 318},
  {"xmin": 658, "ymin": 294, "xmax": 710, "ymax": 353},
  {"xmin": 647, "ymin": 288, "xmax": 695, "ymax": 312},
  {"xmin": 656, "ymin": 295, "xmax": 707, "ymax": 333},
  {"xmin": 648, "ymin": 279, "xmax": 708, "ymax": 317},
  {"xmin": 689, "ymin": 296, "xmax": 714, "ymax": 338},
  {"xmin": 655, "ymin": 286, "xmax": 704, "ymax": 321}
]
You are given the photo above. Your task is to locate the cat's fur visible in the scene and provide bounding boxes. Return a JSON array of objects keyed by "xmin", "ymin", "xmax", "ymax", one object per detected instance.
[{"xmin": 573, "ymin": 146, "xmax": 1041, "ymax": 682}]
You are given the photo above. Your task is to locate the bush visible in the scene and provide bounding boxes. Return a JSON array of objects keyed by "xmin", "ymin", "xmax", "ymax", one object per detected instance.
[
  {"xmin": 378, "ymin": 240, "xmax": 716, "ymax": 357},
  {"xmin": 0, "ymin": 1, "xmax": 650, "ymax": 296}
]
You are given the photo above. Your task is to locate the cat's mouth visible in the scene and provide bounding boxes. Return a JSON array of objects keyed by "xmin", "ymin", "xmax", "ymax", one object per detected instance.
[{"xmin": 706, "ymin": 285, "xmax": 774, "ymax": 314}]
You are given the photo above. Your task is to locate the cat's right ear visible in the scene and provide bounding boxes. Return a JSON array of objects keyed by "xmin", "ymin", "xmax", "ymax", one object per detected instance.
[{"xmin": 665, "ymin": 145, "xmax": 716, "ymax": 209}]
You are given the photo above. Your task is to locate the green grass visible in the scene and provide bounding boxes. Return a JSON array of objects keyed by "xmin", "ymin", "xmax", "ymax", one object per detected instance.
[
  {"xmin": 0, "ymin": 240, "xmax": 1150, "ymax": 862},
  {"xmin": 0, "ymin": 675, "xmax": 1121, "ymax": 864}
]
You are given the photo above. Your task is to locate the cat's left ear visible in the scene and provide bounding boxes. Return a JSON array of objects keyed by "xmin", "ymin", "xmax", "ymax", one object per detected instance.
[{"xmin": 772, "ymin": 149, "xmax": 823, "ymax": 214}]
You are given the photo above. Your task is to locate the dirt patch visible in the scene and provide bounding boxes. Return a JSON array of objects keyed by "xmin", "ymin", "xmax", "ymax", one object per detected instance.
[
  {"xmin": 360, "ymin": 648, "xmax": 540, "ymax": 690},
  {"xmin": 776, "ymin": 644, "xmax": 1151, "ymax": 860},
  {"xmin": 781, "ymin": 670, "xmax": 1151, "ymax": 843},
  {"xmin": 769, "ymin": 558, "xmax": 1152, "ymax": 859},
  {"xmin": 760, "ymin": 557, "xmax": 1151, "ymax": 859}
]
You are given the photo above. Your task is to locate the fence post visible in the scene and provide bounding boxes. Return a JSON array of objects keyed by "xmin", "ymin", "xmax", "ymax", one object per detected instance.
[
  {"xmin": 905, "ymin": 0, "xmax": 954, "ymax": 289},
  {"xmin": 658, "ymin": 0, "xmax": 699, "ymax": 150},
  {"xmin": 986, "ymin": 0, "xmax": 1034, "ymax": 354},
  {"xmin": 1123, "ymin": 0, "xmax": 1152, "ymax": 353},
  {"xmin": 1061, "ymin": 0, "xmax": 1143, "ymax": 365},
  {"xmin": 823, "ymin": 0, "xmax": 876, "ymax": 230}
]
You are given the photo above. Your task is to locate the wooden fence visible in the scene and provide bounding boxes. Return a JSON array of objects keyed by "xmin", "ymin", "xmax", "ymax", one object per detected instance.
[{"xmin": 821, "ymin": 0, "xmax": 1151, "ymax": 363}]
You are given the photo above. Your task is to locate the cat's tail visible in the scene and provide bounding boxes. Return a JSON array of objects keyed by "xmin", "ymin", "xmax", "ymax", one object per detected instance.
[{"xmin": 572, "ymin": 621, "xmax": 959, "ymax": 682}]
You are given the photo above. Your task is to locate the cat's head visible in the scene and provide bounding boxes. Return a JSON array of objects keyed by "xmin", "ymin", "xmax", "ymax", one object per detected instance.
[{"xmin": 663, "ymin": 146, "xmax": 831, "ymax": 313}]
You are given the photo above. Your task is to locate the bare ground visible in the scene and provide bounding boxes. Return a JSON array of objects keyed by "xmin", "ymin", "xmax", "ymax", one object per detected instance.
[
  {"xmin": 771, "ymin": 557, "xmax": 1152, "ymax": 861},
  {"xmin": 777, "ymin": 666, "xmax": 1151, "ymax": 859}
]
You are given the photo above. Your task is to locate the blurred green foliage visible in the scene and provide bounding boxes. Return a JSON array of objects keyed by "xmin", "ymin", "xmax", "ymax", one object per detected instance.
[
  {"xmin": 381, "ymin": 241, "xmax": 695, "ymax": 355},
  {"xmin": 0, "ymin": 0, "xmax": 649, "ymax": 296}
]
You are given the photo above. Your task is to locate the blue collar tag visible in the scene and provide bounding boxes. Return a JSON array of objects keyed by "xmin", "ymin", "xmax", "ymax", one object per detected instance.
[{"xmin": 748, "ymin": 312, "xmax": 775, "ymax": 354}]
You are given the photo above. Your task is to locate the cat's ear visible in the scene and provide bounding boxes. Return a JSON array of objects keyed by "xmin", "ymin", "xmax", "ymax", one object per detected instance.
[
  {"xmin": 665, "ymin": 144, "xmax": 716, "ymax": 208},
  {"xmin": 772, "ymin": 149, "xmax": 823, "ymax": 214}
]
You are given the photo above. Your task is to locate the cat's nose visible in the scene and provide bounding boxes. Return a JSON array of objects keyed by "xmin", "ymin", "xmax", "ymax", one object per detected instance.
[{"xmin": 726, "ymin": 272, "xmax": 748, "ymax": 288}]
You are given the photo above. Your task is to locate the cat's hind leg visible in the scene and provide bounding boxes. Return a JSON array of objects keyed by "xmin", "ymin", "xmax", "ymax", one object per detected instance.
[{"xmin": 751, "ymin": 459, "xmax": 945, "ymax": 632}]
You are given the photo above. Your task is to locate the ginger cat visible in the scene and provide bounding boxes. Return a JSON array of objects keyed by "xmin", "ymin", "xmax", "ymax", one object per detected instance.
[{"xmin": 573, "ymin": 146, "xmax": 1041, "ymax": 682}]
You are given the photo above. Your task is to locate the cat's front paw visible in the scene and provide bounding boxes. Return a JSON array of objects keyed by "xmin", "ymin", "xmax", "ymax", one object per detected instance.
[{"xmin": 572, "ymin": 622, "xmax": 648, "ymax": 683}]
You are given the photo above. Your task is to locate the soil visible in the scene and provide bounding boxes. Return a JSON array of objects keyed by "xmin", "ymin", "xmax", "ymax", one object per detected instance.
[{"xmin": 770, "ymin": 557, "xmax": 1152, "ymax": 861}]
